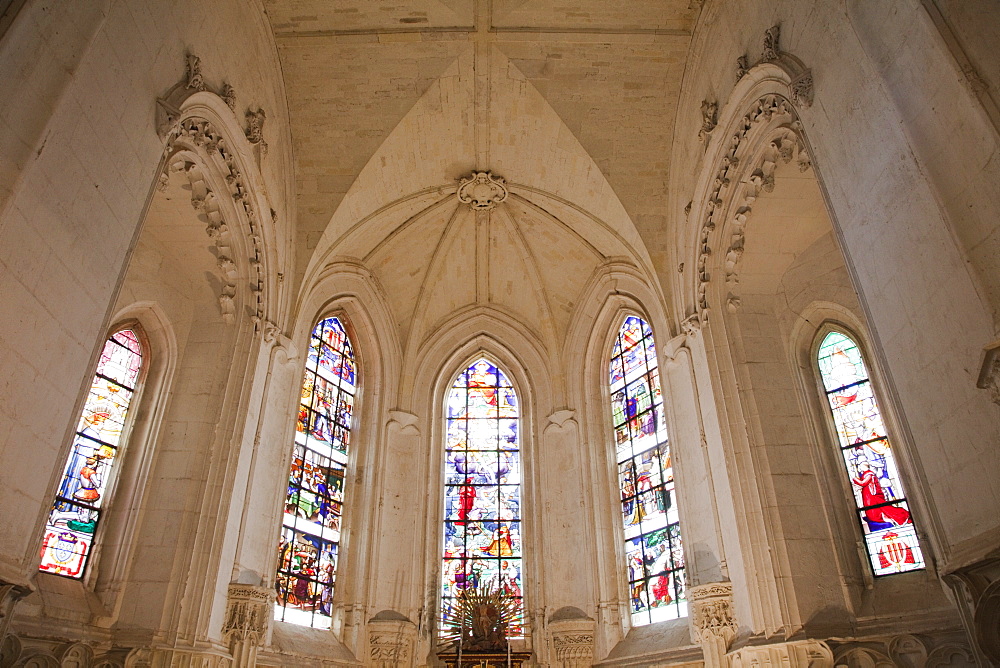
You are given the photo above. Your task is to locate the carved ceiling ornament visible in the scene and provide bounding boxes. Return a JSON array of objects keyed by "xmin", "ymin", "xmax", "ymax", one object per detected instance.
[
  {"xmin": 156, "ymin": 55, "xmax": 276, "ymax": 329},
  {"xmin": 690, "ymin": 30, "xmax": 815, "ymax": 322},
  {"xmin": 457, "ymin": 171, "xmax": 509, "ymax": 211}
]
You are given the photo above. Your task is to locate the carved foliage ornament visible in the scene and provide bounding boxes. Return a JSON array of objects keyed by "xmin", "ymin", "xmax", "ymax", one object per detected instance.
[
  {"xmin": 688, "ymin": 582, "xmax": 737, "ymax": 646},
  {"xmin": 457, "ymin": 171, "xmax": 509, "ymax": 211},
  {"xmin": 735, "ymin": 25, "xmax": 814, "ymax": 109}
]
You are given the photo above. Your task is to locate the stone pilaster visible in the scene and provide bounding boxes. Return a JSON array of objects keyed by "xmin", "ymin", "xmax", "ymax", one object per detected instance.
[
  {"xmin": 367, "ymin": 613, "xmax": 417, "ymax": 668},
  {"xmin": 222, "ymin": 583, "xmax": 273, "ymax": 668},
  {"xmin": 689, "ymin": 582, "xmax": 737, "ymax": 668}
]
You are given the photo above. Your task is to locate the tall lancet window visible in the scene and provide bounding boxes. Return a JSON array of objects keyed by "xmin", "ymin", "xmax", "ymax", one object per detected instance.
[
  {"xmin": 40, "ymin": 328, "xmax": 144, "ymax": 579},
  {"xmin": 275, "ymin": 316, "xmax": 356, "ymax": 629},
  {"xmin": 610, "ymin": 316, "xmax": 686, "ymax": 624},
  {"xmin": 442, "ymin": 358, "xmax": 523, "ymax": 634},
  {"xmin": 817, "ymin": 331, "xmax": 924, "ymax": 576}
]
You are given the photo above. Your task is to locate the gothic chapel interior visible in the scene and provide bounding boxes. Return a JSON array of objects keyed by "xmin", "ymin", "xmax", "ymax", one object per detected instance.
[{"xmin": 2, "ymin": 1, "xmax": 1000, "ymax": 666}]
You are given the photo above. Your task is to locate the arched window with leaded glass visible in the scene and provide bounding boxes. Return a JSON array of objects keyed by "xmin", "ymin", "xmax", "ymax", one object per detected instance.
[
  {"xmin": 442, "ymin": 358, "xmax": 523, "ymax": 635},
  {"xmin": 39, "ymin": 328, "xmax": 144, "ymax": 579},
  {"xmin": 274, "ymin": 316, "xmax": 357, "ymax": 629},
  {"xmin": 817, "ymin": 330, "xmax": 924, "ymax": 576},
  {"xmin": 609, "ymin": 315, "xmax": 686, "ymax": 625}
]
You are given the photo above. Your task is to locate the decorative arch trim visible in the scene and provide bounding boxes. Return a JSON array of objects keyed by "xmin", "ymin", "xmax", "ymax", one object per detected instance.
[
  {"xmin": 155, "ymin": 54, "xmax": 281, "ymax": 329},
  {"xmin": 685, "ymin": 27, "xmax": 816, "ymax": 322}
]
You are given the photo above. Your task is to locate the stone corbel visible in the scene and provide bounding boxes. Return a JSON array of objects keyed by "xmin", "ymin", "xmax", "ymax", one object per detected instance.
[
  {"xmin": 222, "ymin": 583, "xmax": 273, "ymax": 668},
  {"xmin": 548, "ymin": 608, "xmax": 595, "ymax": 668},
  {"xmin": 244, "ymin": 108, "xmax": 268, "ymax": 165},
  {"xmin": 698, "ymin": 100, "xmax": 718, "ymax": 142},
  {"xmin": 976, "ymin": 339, "xmax": 1000, "ymax": 405},
  {"xmin": 367, "ymin": 611, "xmax": 417, "ymax": 668},
  {"xmin": 689, "ymin": 582, "xmax": 737, "ymax": 668}
]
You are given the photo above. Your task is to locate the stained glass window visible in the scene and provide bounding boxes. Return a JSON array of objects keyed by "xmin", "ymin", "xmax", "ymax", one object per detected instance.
[
  {"xmin": 39, "ymin": 329, "xmax": 143, "ymax": 579},
  {"xmin": 274, "ymin": 316, "xmax": 356, "ymax": 629},
  {"xmin": 817, "ymin": 331, "xmax": 924, "ymax": 576},
  {"xmin": 442, "ymin": 359, "xmax": 523, "ymax": 635},
  {"xmin": 610, "ymin": 316, "xmax": 686, "ymax": 625}
]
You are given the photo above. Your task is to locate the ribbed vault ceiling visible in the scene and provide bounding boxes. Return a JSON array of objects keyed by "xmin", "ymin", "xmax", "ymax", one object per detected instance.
[{"xmin": 263, "ymin": 0, "xmax": 696, "ymax": 291}]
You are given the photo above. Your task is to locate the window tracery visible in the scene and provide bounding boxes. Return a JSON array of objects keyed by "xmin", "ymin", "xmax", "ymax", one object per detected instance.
[
  {"xmin": 817, "ymin": 330, "xmax": 924, "ymax": 576},
  {"xmin": 609, "ymin": 316, "xmax": 686, "ymax": 624},
  {"xmin": 442, "ymin": 358, "xmax": 523, "ymax": 635},
  {"xmin": 39, "ymin": 328, "xmax": 144, "ymax": 579},
  {"xmin": 274, "ymin": 316, "xmax": 356, "ymax": 628}
]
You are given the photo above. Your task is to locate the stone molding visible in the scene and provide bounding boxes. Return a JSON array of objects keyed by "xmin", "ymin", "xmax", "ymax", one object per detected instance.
[
  {"xmin": 156, "ymin": 55, "xmax": 273, "ymax": 328},
  {"xmin": 457, "ymin": 171, "xmax": 509, "ymax": 211},
  {"xmin": 222, "ymin": 583, "xmax": 272, "ymax": 668},
  {"xmin": 729, "ymin": 639, "xmax": 833, "ymax": 668},
  {"xmin": 693, "ymin": 24, "xmax": 815, "ymax": 319},
  {"xmin": 830, "ymin": 631, "xmax": 975, "ymax": 668},
  {"xmin": 367, "ymin": 615, "xmax": 417, "ymax": 668}
]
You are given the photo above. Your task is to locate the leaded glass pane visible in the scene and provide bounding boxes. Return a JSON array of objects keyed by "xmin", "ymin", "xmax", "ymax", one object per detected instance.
[
  {"xmin": 610, "ymin": 316, "xmax": 686, "ymax": 625},
  {"xmin": 40, "ymin": 329, "xmax": 143, "ymax": 579},
  {"xmin": 817, "ymin": 331, "xmax": 924, "ymax": 576},
  {"xmin": 442, "ymin": 359, "xmax": 523, "ymax": 635},
  {"xmin": 275, "ymin": 316, "xmax": 355, "ymax": 628}
]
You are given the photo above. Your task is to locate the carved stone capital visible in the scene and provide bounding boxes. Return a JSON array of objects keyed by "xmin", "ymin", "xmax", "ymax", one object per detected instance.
[
  {"xmin": 689, "ymin": 582, "xmax": 737, "ymax": 648},
  {"xmin": 457, "ymin": 171, "xmax": 508, "ymax": 211},
  {"xmin": 222, "ymin": 583, "xmax": 272, "ymax": 667},
  {"xmin": 367, "ymin": 613, "xmax": 417, "ymax": 668},
  {"xmin": 548, "ymin": 616, "xmax": 595, "ymax": 668}
]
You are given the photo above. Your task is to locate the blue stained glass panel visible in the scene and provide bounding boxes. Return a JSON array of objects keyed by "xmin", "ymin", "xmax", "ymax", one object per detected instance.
[{"xmin": 442, "ymin": 358, "xmax": 523, "ymax": 635}]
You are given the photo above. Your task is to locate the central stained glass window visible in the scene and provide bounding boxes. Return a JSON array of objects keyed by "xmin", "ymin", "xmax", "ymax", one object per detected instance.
[
  {"xmin": 274, "ymin": 316, "xmax": 356, "ymax": 629},
  {"xmin": 610, "ymin": 316, "xmax": 686, "ymax": 624},
  {"xmin": 817, "ymin": 331, "xmax": 924, "ymax": 576},
  {"xmin": 442, "ymin": 358, "xmax": 523, "ymax": 634}
]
